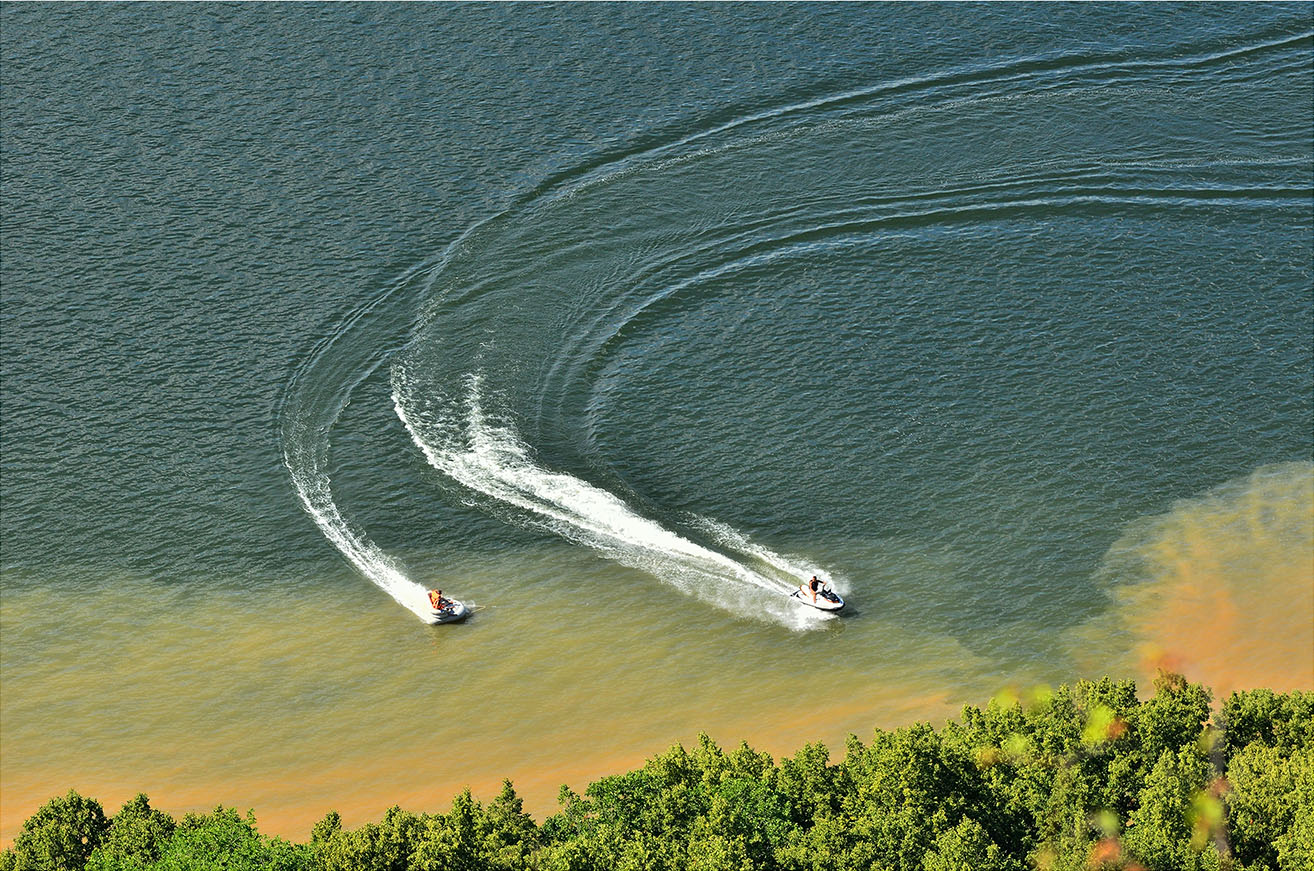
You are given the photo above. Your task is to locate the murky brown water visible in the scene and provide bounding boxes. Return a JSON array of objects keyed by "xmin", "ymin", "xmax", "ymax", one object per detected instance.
[
  {"xmin": 1073, "ymin": 462, "xmax": 1314, "ymax": 696},
  {"xmin": 5, "ymin": 463, "xmax": 1309, "ymax": 843}
]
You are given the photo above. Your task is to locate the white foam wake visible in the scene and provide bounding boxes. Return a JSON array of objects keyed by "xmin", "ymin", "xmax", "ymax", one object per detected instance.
[
  {"xmin": 277, "ymin": 257, "xmax": 463, "ymax": 626},
  {"xmin": 690, "ymin": 516, "xmax": 847, "ymax": 595},
  {"xmin": 391, "ymin": 369, "xmax": 832, "ymax": 628},
  {"xmin": 282, "ymin": 413, "xmax": 446, "ymax": 624}
]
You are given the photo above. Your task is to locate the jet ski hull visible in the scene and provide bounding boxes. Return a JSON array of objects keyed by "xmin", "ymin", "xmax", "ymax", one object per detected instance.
[
  {"xmin": 425, "ymin": 600, "xmax": 470, "ymax": 624},
  {"xmin": 791, "ymin": 588, "xmax": 845, "ymax": 612}
]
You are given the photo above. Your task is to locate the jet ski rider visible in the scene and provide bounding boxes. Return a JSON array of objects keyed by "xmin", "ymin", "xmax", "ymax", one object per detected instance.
[
  {"xmin": 804, "ymin": 575, "xmax": 824, "ymax": 603},
  {"xmin": 428, "ymin": 589, "xmax": 448, "ymax": 611}
]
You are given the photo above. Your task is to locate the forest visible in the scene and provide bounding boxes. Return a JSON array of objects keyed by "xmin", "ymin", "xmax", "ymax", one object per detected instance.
[{"xmin": 4, "ymin": 674, "xmax": 1311, "ymax": 871}]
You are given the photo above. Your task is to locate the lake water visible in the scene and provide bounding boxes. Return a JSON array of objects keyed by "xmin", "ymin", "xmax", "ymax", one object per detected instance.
[{"xmin": 2, "ymin": 3, "xmax": 1311, "ymax": 841}]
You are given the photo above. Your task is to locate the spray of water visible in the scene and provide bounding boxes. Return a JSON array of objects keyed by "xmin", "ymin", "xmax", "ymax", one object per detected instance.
[
  {"xmin": 278, "ymin": 263, "xmax": 455, "ymax": 625},
  {"xmin": 690, "ymin": 516, "xmax": 848, "ymax": 595},
  {"xmin": 391, "ymin": 367, "xmax": 833, "ymax": 628},
  {"xmin": 282, "ymin": 431, "xmax": 441, "ymax": 622}
]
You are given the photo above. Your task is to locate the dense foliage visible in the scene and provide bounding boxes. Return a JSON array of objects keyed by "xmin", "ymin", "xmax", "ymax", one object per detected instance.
[{"xmin": 5, "ymin": 676, "xmax": 1310, "ymax": 871}]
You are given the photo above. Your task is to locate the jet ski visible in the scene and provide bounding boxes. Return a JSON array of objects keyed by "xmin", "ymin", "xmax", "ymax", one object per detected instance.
[
  {"xmin": 791, "ymin": 583, "xmax": 845, "ymax": 612},
  {"xmin": 424, "ymin": 593, "xmax": 470, "ymax": 624}
]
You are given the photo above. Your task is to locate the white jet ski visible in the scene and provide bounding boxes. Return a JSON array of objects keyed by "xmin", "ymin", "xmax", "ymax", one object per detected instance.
[
  {"xmin": 424, "ymin": 594, "xmax": 470, "ymax": 624},
  {"xmin": 791, "ymin": 583, "xmax": 845, "ymax": 612}
]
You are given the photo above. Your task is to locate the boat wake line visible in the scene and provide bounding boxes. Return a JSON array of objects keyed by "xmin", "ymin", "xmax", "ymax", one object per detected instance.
[
  {"xmin": 278, "ymin": 260, "xmax": 478, "ymax": 626},
  {"xmin": 279, "ymin": 284, "xmax": 838, "ymax": 628},
  {"xmin": 283, "ymin": 428, "xmax": 450, "ymax": 624},
  {"xmin": 391, "ymin": 367, "xmax": 841, "ymax": 628},
  {"xmin": 277, "ymin": 253, "xmax": 839, "ymax": 628}
]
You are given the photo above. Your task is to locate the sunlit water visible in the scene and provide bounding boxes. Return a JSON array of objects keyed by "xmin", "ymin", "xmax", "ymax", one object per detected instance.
[{"xmin": 3, "ymin": 4, "xmax": 1311, "ymax": 841}]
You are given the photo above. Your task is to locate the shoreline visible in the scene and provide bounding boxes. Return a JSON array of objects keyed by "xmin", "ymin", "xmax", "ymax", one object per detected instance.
[{"xmin": 7, "ymin": 676, "xmax": 1311, "ymax": 869}]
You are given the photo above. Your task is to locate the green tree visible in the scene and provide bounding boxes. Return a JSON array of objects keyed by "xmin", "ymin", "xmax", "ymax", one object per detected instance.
[
  {"xmin": 1226, "ymin": 742, "xmax": 1314, "ymax": 871},
  {"xmin": 480, "ymin": 781, "xmax": 539, "ymax": 870},
  {"xmin": 835, "ymin": 722, "xmax": 988, "ymax": 871},
  {"xmin": 152, "ymin": 806, "xmax": 309, "ymax": 871},
  {"xmin": 84, "ymin": 793, "xmax": 177, "ymax": 870},
  {"xmin": 10, "ymin": 677, "xmax": 1314, "ymax": 871},
  {"xmin": 1136, "ymin": 672, "xmax": 1212, "ymax": 770},
  {"xmin": 313, "ymin": 805, "xmax": 423, "ymax": 871},
  {"xmin": 309, "ymin": 810, "xmax": 342, "ymax": 846},
  {"xmin": 1216, "ymin": 689, "xmax": 1314, "ymax": 766},
  {"xmin": 685, "ymin": 809, "xmax": 754, "ymax": 871},
  {"xmin": 1122, "ymin": 747, "xmax": 1221, "ymax": 871},
  {"xmin": 776, "ymin": 742, "xmax": 841, "ymax": 827},
  {"xmin": 1274, "ymin": 805, "xmax": 1314, "ymax": 871},
  {"xmin": 6, "ymin": 790, "xmax": 109, "ymax": 871},
  {"xmin": 922, "ymin": 816, "xmax": 1023, "ymax": 871},
  {"xmin": 409, "ymin": 790, "xmax": 483, "ymax": 871}
]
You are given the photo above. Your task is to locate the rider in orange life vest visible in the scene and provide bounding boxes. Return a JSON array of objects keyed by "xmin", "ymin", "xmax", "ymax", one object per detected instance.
[{"xmin": 428, "ymin": 589, "xmax": 447, "ymax": 610}]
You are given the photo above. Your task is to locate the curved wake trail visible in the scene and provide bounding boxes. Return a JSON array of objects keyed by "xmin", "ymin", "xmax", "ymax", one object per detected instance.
[
  {"xmin": 391, "ymin": 369, "xmax": 831, "ymax": 628},
  {"xmin": 282, "ymin": 412, "xmax": 440, "ymax": 623},
  {"xmin": 278, "ymin": 265, "xmax": 453, "ymax": 625},
  {"xmin": 690, "ymin": 516, "xmax": 847, "ymax": 596}
]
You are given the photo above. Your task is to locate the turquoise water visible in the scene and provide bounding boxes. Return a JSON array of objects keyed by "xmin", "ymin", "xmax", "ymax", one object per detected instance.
[{"xmin": 3, "ymin": 3, "xmax": 1312, "ymax": 838}]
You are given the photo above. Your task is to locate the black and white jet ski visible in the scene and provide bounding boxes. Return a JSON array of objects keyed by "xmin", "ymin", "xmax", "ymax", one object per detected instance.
[
  {"xmin": 791, "ymin": 583, "xmax": 845, "ymax": 612},
  {"xmin": 424, "ymin": 595, "xmax": 470, "ymax": 624}
]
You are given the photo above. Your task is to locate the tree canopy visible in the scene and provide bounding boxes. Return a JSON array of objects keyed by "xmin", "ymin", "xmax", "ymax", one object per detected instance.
[{"xmin": 4, "ymin": 676, "xmax": 1310, "ymax": 871}]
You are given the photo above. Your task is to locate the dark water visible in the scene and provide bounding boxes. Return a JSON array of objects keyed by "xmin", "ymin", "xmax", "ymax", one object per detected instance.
[{"xmin": 3, "ymin": 2, "xmax": 1311, "ymax": 838}]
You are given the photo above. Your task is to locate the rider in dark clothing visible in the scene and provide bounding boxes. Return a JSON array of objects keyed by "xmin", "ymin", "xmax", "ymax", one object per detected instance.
[{"xmin": 806, "ymin": 575, "xmax": 823, "ymax": 603}]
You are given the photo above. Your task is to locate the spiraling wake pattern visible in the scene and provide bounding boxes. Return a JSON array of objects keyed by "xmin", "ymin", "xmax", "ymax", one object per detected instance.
[{"xmin": 280, "ymin": 20, "xmax": 1309, "ymax": 629}]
